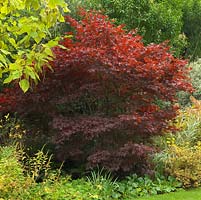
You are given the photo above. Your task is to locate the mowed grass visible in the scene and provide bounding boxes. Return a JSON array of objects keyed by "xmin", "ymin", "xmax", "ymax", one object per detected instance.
[{"xmin": 138, "ymin": 188, "xmax": 201, "ymax": 200}]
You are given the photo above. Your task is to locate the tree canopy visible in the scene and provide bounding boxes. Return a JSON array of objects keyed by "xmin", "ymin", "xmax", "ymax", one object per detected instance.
[{"xmin": 0, "ymin": 0, "xmax": 69, "ymax": 92}]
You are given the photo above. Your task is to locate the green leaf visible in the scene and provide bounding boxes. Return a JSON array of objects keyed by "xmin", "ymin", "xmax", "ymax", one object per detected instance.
[
  {"xmin": 45, "ymin": 40, "xmax": 59, "ymax": 48},
  {"xmin": 0, "ymin": 49, "xmax": 11, "ymax": 55},
  {"xmin": 48, "ymin": 0, "xmax": 63, "ymax": 8},
  {"xmin": 1, "ymin": 6, "xmax": 8, "ymax": 14},
  {"xmin": 25, "ymin": 66, "xmax": 37, "ymax": 80},
  {"xmin": 3, "ymin": 75, "xmax": 13, "ymax": 84},
  {"xmin": 0, "ymin": 53, "xmax": 7, "ymax": 65},
  {"xmin": 8, "ymin": 38, "xmax": 17, "ymax": 48},
  {"xmin": 44, "ymin": 48, "xmax": 54, "ymax": 57},
  {"xmin": 19, "ymin": 79, "xmax": 30, "ymax": 93},
  {"xmin": 11, "ymin": 70, "xmax": 23, "ymax": 80},
  {"xmin": 9, "ymin": 63, "xmax": 20, "ymax": 70},
  {"xmin": 58, "ymin": 44, "xmax": 67, "ymax": 50}
]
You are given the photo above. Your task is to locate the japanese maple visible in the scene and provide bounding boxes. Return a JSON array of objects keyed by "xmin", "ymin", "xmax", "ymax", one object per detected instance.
[{"xmin": 0, "ymin": 9, "xmax": 193, "ymax": 175}]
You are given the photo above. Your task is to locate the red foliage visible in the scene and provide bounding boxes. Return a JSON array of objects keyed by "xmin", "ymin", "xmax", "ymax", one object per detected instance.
[{"xmin": 0, "ymin": 10, "xmax": 193, "ymax": 175}]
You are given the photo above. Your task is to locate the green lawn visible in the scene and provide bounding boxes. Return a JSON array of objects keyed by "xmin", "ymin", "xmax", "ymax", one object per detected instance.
[{"xmin": 138, "ymin": 188, "xmax": 201, "ymax": 200}]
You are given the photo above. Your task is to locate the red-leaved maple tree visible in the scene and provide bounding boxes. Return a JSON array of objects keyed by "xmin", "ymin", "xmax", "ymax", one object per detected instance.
[{"xmin": 0, "ymin": 10, "xmax": 193, "ymax": 175}]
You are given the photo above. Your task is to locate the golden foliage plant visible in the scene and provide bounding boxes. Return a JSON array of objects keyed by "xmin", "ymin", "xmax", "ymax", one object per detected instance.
[
  {"xmin": 154, "ymin": 97, "xmax": 201, "ymax": 188},
  {"xmin": 165, "ymin": 141, "xmax": 201, "ymax": 188}
]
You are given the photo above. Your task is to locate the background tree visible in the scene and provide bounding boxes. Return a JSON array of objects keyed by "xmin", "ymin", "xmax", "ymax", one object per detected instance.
[
  {"xmin": 0, "ymin": 0, "xmax": 69, "ymax": 92},
  {"xmin": 67, "ymin": 0, "xmax": 201, "ymax": 59}
]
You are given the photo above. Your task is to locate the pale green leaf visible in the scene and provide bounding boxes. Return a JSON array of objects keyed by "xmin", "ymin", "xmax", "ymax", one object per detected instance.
[
  {"xmin": 44, "ymin": 48, "xmax": 54, "ymax": 57},
  {"xmin": 25, "ymin": 66, "xmax": 37, "ymax": 80},
  {"xmin": 0, "ymin": 54, "xmax": 7, "ymax": 65},
  {"xmin": 9, "ymin": 63, "xmax": 20, "ymax": 70},
  {"xmin": 58, "ymin": 44, "xmax": 67, "ymax": 50},
  {"xmin": 8, "ymin": 38, "xmax": 17, "ymax": 48},
  {"xmin": 45, "ymin": 40, "xmax": 59, "ymax": 48},
  {"xmin": 11, "ymin": 70, "xmax": 23, "ymax": 80},
  {"xmin": 3, "ymin": 75, "xmax": 13, "ymax": 84},
  {"xmin": 19, "ymin": 79, "xmax": 30, "ymax": 93},
  {"xmin": 0, "ymin": 49, "xmax": 11, "ymax": 55}
]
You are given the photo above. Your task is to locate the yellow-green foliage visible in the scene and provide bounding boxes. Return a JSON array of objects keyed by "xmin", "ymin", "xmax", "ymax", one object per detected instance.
[
  {"xmin": 24, "ymin": 146, "xmax": 52, "ymax": 181},
  {"xmin": 0, "ymin": 0, "xmax": 69, "ymax": 92},
  {"xmin": 165, "ymin": 142, "xmax": 201, "ymax": 188},
  {"xmin": 157, "ymin": 96, "xmax": 201, "ymax": 148},
  {"xmin": 0, "ymin": 145, "xmax": 32, "ymax": 199},
  {"xmin": 153, "ymin": 96, "xmax": 201, "ymax": 151},
  {"xmin": 175, "ymin": 96, "xmax": 201, "ymax": 128},
  {"xmin": 172, "ymin": 96, "xmax": 201, "ymax": 145},
  {"xmin": 0, "ymin": 144, "xmax": 181, "ymax": 199},
  {"xmin": 0, "ymin": 145, "xmax": 107, "ymax": 200},
  {"xmin": 0, "ymin": 113, "xmax": 26, "ymax": 144}
]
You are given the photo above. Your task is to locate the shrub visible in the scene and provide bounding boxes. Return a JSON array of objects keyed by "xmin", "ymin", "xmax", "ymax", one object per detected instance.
[
  {"xmin": 155, "ymin": 96, "xmax": 201, "ymax": 149},
  {"xmin": 0, "ymin": 145, "xmax": 32, "ymax": 199},
  {"xmin": 182, "ymin": 0, "xmax": 201, "ymax": 60},
  {"xmin": 0, "ymin": 113, "xmax": 28, "ymax": 147},
  {"xmin": 153, "ymin": 96, "xmax": 201, "ymax": 150},
  {"xmin": 23, "ymin": 147, "xmax": 53, "ymax": 182},
  {"xmin": 86, "ymin": 170, "xmax": 181, "ymax": 199},
  {"xmin": 0, "ymin": 10, "xmax": 192, "ymax": 175},
  {"xmin": 153, "ymin": 97, "xmax": 201, "ymax": 188},
  {"xmin": 117, "ymin": 173, "xmax": 181, "ymax": 199},
  {"xmin": 0, "ymin": 144, "xmax": 96, "ymax": 200},
  {"xmin": 164, "ymin": 142, "xmax": 201, "ymax": 188},
  {"xmin": 177, "ymin": 59, "xmax": 201, "ymax": 106},
  {"xmin": 173, "ymin": 96, "xmax": 201, "ymax": 146}
]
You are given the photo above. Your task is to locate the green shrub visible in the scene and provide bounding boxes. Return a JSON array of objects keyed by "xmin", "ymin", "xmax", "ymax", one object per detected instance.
[
  {"xmin": 0, "ymin": 145, "xmax": 32, "ymax": 199},
  {"xmin": 19, "ymin": 178, "xmax": 100, "ymax": 200},
  {"xmin": 0, "ymin": 113, "xmax": 26, "ymax": 145},
  {"xmin": 117, "ymin": 173, "xmax": 181, "ymax": 199},
  {"xmin": 178, "ymin": 59, "xmax": 201, "ymax": 106},
  {"xmin": 23, "ymin": 146, "xmax": 53, "ymax": 182},
  {"xmin": 182, "ymin": 0, "xmax": 201, "ymax": 60},
  {"xmin": 82, "ymin": 170, "xmax": 181, "ymax": 200}
]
